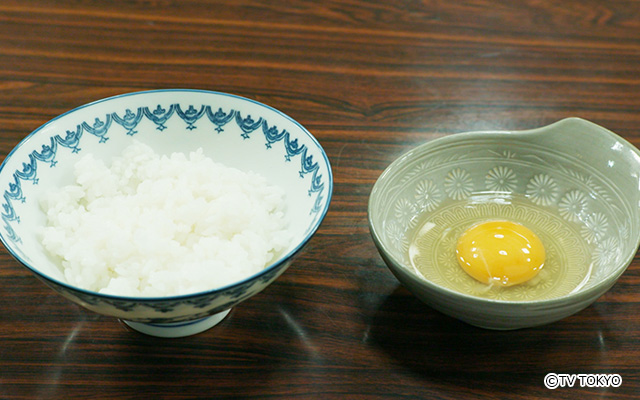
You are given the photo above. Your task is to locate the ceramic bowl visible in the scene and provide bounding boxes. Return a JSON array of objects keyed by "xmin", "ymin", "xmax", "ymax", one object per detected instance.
[
  {"xmin": 369, "ymin": 118, "xmax": 640, "ymax": 330},
  {"xmin": 0, "ymin": 89, "xmax": 332, "ymax": 337}
]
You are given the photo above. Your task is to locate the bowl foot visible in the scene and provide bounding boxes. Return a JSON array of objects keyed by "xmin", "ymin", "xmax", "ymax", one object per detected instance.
[{"xmin": 123, "ymin": 309, "xmax": 231, "ymax": 338}]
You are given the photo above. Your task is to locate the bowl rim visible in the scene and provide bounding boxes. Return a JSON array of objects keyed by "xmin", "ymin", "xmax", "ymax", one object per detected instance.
[
  {"xmin": 368, "ymin": 118, "xmax": 640, "ymax": 306},
  {"xmin": 0, "ymin": 88, "xmax": 333, "ymax": 301}
]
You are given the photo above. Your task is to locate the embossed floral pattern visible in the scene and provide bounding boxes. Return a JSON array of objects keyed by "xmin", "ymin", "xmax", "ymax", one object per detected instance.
[
  {"xmin": 437, "ymin": 234, "xmax": 459, "ymax": 271},
  {"xmin": 558, "ymin": 190, "xmax": 588, "ymax": 222},
  {"xmin": 506, "ymin": 284, "xmax": 533, "ymax": 301},
  {"xmin": 443, "ymin": 263, "xmax": 469, "ymax": 285},
  {"xmin": 414, "ymin": 179, "xmax": 442, "ymax": 211},
  {"xmin": 581, "ymin": 212, "xmax": 608, "ymax": 243},
  {"xmin": 485, "ymin": 166, "xmax": 517, "ymax": 192},
  {"xmin": 394, "ymin": 198, "xmax": 417, "ymax": 226},
  {"xmin": 385, "ymin": 220, "xmax": 408, "ymax": 253},
  {"xmin": 593, "ymin": 237, "xmax": 619, "ymax": 268},
  {"xmin": 444, "ymin": 168, "xmax": 473, "ymax": 200},
  {"xmin": 525, "ymin": 174, "xmax": 558, "ymax": 206}
]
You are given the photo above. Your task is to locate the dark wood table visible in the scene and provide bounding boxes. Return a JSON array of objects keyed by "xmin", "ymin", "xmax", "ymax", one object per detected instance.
[{"xmin": 1, "ymin": 1, "xmax": 638, "ymax": 399}]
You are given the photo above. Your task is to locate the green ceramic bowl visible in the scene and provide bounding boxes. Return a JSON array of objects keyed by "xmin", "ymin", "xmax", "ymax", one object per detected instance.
[{"xmin": 369, "ymin": 118, "xmax": 640, "ymax": 329}]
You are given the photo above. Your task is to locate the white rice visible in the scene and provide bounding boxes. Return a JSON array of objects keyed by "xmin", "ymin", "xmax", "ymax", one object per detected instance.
[{"xmin": 40, "ymin": 142, "xmax": 291, "ymax": 297}]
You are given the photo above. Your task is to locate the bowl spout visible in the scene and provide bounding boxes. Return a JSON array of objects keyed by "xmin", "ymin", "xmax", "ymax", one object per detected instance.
[{"xmin": 516, "ymin": 118, "xmax": 640, "ymax": 167}]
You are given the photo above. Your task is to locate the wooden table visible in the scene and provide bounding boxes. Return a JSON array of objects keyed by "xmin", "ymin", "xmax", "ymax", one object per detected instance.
[{"xmin": 1, "ymin": 1, "xmax": 638, "ymax": 399}]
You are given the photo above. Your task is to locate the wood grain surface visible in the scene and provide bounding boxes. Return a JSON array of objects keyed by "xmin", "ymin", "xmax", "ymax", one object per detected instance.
[{"xmin": 1, "ymin": 1, "xmax": 639, "ymax": 399}]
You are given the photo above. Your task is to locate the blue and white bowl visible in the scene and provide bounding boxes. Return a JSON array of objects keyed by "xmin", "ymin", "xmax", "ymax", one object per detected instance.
[{"xmin": 0, "ymin": 89, "xmax": 332, "ymax": 337}]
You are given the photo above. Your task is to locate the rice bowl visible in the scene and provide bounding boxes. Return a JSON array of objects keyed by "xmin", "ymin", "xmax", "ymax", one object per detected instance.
[{"xmin": 0, "ymin": 89, "xmax": 332, "ymax": 337}]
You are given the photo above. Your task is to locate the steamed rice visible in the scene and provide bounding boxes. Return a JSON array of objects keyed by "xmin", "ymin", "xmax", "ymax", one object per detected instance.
[{"xmin": 40, "ymin": 142, "xmax": 291, "ymax": 297}]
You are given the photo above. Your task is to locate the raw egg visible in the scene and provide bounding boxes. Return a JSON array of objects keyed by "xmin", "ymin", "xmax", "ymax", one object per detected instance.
[{"xmin": 455, "ymin": 220, "xmax": 545, "ymax": 287}]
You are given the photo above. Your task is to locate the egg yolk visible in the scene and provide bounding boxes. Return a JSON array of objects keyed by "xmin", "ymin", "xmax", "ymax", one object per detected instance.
[{"xmin": 455, "ymin": 220, "xmax": 545, "ymax": 287}]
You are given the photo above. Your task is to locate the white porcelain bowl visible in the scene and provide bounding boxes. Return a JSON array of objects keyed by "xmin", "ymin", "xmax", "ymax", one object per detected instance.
[
  {"xmin": 369, "ymin": 118, "xmax": 640, "ymax": 330},
  {"xmin": 0, "ymin": 89, "xmax": 332, "ymax": 337}
]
